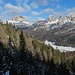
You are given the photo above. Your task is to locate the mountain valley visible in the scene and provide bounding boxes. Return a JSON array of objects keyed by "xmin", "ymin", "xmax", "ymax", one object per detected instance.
[{"xmin": 24, "ymin": 14, "xmax": 75, "ymax": 47}]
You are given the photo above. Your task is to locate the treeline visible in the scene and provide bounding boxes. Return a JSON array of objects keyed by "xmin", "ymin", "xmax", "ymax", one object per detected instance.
[{"xmin": 0, "ymin": 23, "xmax": 75, "ymax": 75}]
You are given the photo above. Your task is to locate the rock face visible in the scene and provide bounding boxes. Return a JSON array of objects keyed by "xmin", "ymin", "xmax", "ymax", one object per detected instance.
[
  {"xmin": 4, "ymin": 13, "xmax": 75, "ymax": 29},
  {"xmin": 12, "ymin": 14, "xmax": 26, "ymax": 22},
  {"xmin": 31, "ymin": 13, "xmax": 75, "ymax": 30},
  {"xmin": 24, "ymin": 14, "xmax": 75, "ymax": 47},
  {"xmin": 7, "ymin": 15, "xmax": 30, "ymax": 28},
  {"xmin": 47, "ymin": 16, "xmax": 59, "ymax": 24}
]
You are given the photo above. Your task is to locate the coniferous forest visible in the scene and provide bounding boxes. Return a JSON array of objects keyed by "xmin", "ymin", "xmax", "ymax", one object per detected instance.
[{"xmin": 0, "ymin": 23, "xmax": 75, "ymax": 75}]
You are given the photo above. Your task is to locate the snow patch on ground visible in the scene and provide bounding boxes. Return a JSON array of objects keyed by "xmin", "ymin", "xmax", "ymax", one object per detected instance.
[{"xmin": 45, "ymin": 40, "xmax": 75, "ymax": 52}]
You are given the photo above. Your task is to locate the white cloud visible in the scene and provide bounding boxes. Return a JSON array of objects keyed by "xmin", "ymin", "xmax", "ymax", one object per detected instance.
[
  {"xmin": 49, "ymin": 0, "xmax": 61, "ymax": 7},
  {"xmin": 66, "ymin": 7, "xmax": 75, "ymax": 13},
  {"xmin": 0, "ymin": 0, "xmax": 31, "ymax": 20},
  {"xmin": 52, "ymin": 7, "xmax": 75, "ymax": 17},
  {"xmin": 30, "ymin": 0, "xmax": 48, "ymax": 9},
  {"xmin": 4, "ymin": 3, "xmax": 24, "ymax": 13},
  {"xmin": 32, "ymin": 11, "xmax": 40, "ymax": 16},
  {"xmin": 24, "ymin": 16, "xmax": 31, "ymax": 21},
  {"xmin": 32, "ymin": 8, "xmax": 55, "ymax": 16},
  {"xmin": 0, "ymin": 3, "xmax": 25, "ymax": 20},
  {"xmin": 16, "ymin": 0, "xmax": 23, "ymax": 6},
  {"xmin": 56, "ymin": 4, "xmax": 61, "ymax": 9},
  {"xmin": 23, "ymin": 0, "xmax": 31, "ymax": 12},
  {"xmin": 0, "ymin": 6, "xmax": 2, "ymax": 10},
  {"xmin": 36, "ymin": 0, "xmax": 48, "ymax": 5},
  {"xmin": 35, "ymin": 17, "xmax": 45, "ymax": 20},
  {"xmin": 0, "ymin": 0, "xmax": 3, "ymax": 4},
  {"xmin": 30, "ymin": 2, "xmax": 38, "ymax": 8},
  {"xmin": 41, "ymin": 8, "xmax": 54, "ymax": 14},
  {"xmin": 16, "ymin": 0, "xmax": 29, "ymax": 5},
  {"xmin": 23, "ymin": 4, "xmax": 31, "ymax": 12},
  {"xmin": 31, "ymin": 7, "xmax": 75, "ymax": 17},
  {"xmin": 16, "ymin": 0, "xmax": 31, "ymax": 12}
]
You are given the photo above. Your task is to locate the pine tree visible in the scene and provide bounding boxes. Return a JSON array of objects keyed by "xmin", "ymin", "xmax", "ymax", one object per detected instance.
[
  {"xmin": 19, "ymin": 31, "xmax": 26, "ymax": 61},
  {"xmin": 19, "ymin": 31, "xmax": 25, "ymax": 51}
]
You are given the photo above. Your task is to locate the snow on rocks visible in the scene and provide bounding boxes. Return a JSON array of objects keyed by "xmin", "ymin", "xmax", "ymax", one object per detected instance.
[{"xmin": 45, "ymin": 40, "xmax": 75, "ymax": 52}]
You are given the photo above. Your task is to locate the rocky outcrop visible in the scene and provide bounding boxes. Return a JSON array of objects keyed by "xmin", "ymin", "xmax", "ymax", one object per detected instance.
[
  {"xmin": 12, "ymin": 14, "xmax": 26, "ymax": 22},
  {"xmin": 31, "ymin": 13, "xmax": 75, "ymax": 30}
]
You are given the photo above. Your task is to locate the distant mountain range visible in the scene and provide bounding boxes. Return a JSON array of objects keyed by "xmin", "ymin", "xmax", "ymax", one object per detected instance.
[
  {"xmin": 31, "ymin": 13, "xmax": 75, "ymax": 30},
  {"xmin": 1, "ymin": 17, "xmax": 75, "ymax": 75},
  {"xmin": 1, "ymin": 13, "xmax": 75, "ymax": 29},
  {"xmin": 24, "ymin": 13, "xmax": 75, "ymax": 47},
  {"xmin": 1, "ymin": 14, "xmax": 75, "ymax": 47}
]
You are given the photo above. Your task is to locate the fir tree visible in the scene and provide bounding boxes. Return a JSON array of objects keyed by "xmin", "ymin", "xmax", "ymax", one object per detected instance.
[{"xmin": 19, "ymin": 31, "xmax": 26, "ymax": 61}]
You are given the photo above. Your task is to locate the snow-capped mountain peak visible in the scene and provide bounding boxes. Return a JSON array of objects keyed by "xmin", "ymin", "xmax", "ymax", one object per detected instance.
[{"xmin": 12, "ymin": 14, "xmax": 26, "ymax": 22}]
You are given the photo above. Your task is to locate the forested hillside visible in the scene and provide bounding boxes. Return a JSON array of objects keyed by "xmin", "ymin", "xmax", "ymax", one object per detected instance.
[{"xmin": 0, "ymin": 22, "xmax": 75, "ymax": 75}]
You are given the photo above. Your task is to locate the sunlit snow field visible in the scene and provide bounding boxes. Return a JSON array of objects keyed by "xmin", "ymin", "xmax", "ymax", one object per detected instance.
[{"xmin": 45, "ymin": 40, "xmax": 75, "ymax": 52}]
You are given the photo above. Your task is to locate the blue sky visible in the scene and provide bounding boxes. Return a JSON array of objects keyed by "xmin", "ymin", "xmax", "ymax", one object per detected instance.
[{"xmin": 0, "ymin": 0, "xmax": 75, "ymax": 21}]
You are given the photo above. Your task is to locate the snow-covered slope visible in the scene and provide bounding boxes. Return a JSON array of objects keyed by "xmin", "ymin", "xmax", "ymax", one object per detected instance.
[{"xmin": 45, "ymin": 40, "xmax": 75, "ymax": 52}]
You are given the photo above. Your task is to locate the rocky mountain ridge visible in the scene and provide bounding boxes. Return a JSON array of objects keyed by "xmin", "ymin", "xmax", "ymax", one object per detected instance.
[
  {"xmin": 24, "ymin": 13, "xmax": 75, "ymax": 47},
  {"xmin": 32, "ymin": 13, "xmax": 75, "ymax": 30},
  {"xmin": 12, "ymin": 14, "xmax": 26, "ymax": 22}
]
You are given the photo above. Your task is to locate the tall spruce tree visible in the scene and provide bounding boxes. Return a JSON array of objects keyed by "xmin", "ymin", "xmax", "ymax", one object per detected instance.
[{"xmin": 19, "ymin": 31, "xmax": 26, "ymax": 61}]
